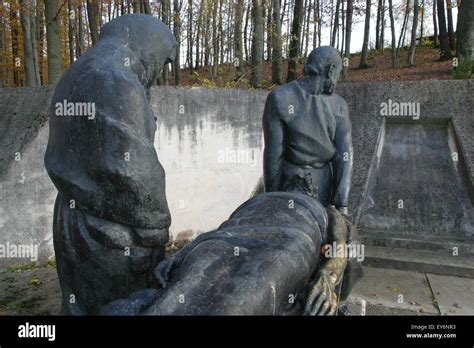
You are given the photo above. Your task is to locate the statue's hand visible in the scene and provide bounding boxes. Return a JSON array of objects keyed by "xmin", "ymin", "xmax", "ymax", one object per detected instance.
[{"xmin": 303, "ymin": 271, "xmax": 338, "ymax": 316}]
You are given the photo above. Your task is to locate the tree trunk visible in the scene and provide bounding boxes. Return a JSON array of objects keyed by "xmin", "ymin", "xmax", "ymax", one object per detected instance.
[
  {"xmin": 20, "ymin": 0, "xmax": 39, "ymax": 86},
  {"xmin": 281, "ymin": 0, "xmax": 287, "ymax": 25},
  {"xmin": 133, "ymin": 0, "xmax": 141, "ymax": 13},
  {"xmin": 388, "ymin": 0, "xmax": 397, "ymax": 67},
  {"xmin": 446, "ymin": 0, "xmax": 455, "ymax": 50},
  {"xmin": 142, "ymin": 0, "xmax": 151, "ymax": 14},
  {"xmin": 204, "ymin": 0, "xmax": 210, "ymax": 66},
  {"xmin": 218, "ymin": 0, "xmax": 224, "ymax": 64},
  {"xmin": 433, "ymin": 0, "xmax": 438, "ymax": 46},
  {"xmin": 341, "ymin": 0, "xmax": 345, "ymax": 54},
  {"xmin": 86, "ymin": 0, "xmax": 100, "ymax": 45},
  {"xmin": 211, "ymin": 0, "xmax": 219, "ymax": 79},
  {"xmin": 173, "ymin": 0, "xmax": 181, "ymax": 85},
  {"xmin": 76, "ymin": 4, "xmax": 84, "ymax": 57},
  {"xmin": 234, "ymin": 0, "xmax": 244, "ymax": 75},
  {"xmin": 10, "ymin": 4, "xmax": 21, "ymax": 86},
  {"xmin": 32, "ymin": 0, "xmax": 41, "ymax": 84},
  {"xmin": 317, "ymin": 0, "xmax": 321, "ymax": 46},
  {"xmin": 266, "ymin": 0, "xmax": 273, "ymax": 61},
  {"xmin": 397, "ymin": 0, "xmax": 410, "ymax": 51},
  {"xmin": 227, "ymin": 0, "xmax": 234, "ymax": 62},
  {"xmin": 437, "ymin": 0, "xmax": 452, "ymax": 60},
  {"xmin": 44, "ymin": 0, "xmax": 62, "ymax": 84},
  {"xmin": 359, "ymin": 0, "xmax": 371, "ymax": 68},
  {"xmin": 187, "ymin": 0, "xmax": 193, "ymax": 72},
  {"xmin": 272, "ymin": 0, "xmax": 282, "ymax": 84},
  {"xmin": 456, "ymin": 0, "xmax": 474, "ymax": 63},
  {"xmin": 67, "ymin": 0, "xmax": 75, "ymax": 65},
  {"xmin": 195, "ymin": 1, "xmax": 202, "ymax": 69},
  {"xmin": 287, "ymin": 0, "xmax": 303, "ymax": 82},
  {"xmin": 380, "ymin": 0, "xmax": 385, "ymax": 51},
  {"xmin": 160, "ymin": 0, "xmax": 170, "ymax": 84},
  {"xmin": 250, "ymin": 0, "xmax": 264, "ymax": 86},
  {"xmin": 313, "ymin": 0, "xmax": 318, "ymax": 48},
  {"xmin": 244, "ymin": 1, "xmax": 250, "ymax": 61},
  {"xmin": 36, "ymin": 0, "xmax": 46, "ymax": 84},
  {"xmin": 0, "ymin": 4, "xmax": 5, "ymax": 87},
  {"xmin": 342, "ymin": 0, "xmax": 353, "ymax": 80},
  {"xmin": 420, "ymin": 0, "xmax": 424, "ymax": 42},
  {"xmin": 407, "ymin": 0, "xmax": 419, "ymax": 66},
  {"xmin": 375, "ymin": 0, "xmax": 383, "ymax": 50},
  {"xmin": 304, "ymin": 0, "xmax": 311, "ymax": 57},
  {"xmin": 331, "ymin": 0, "xmax": 340, "ymax": 47}
]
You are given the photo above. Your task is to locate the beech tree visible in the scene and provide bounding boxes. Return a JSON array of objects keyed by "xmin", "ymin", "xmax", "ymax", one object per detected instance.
[
  {"xmin": 437, "ymin": 0, "xmax": 452, "ymax": 61},
  {"xmin": 271, "ymin": 0, "xmax": 282, "ymax": 84},
  {"xmin": 359, "ymin": 0, "xmax": 372, "ymax": 69},
  {"xmin": 44, "ymin": 0, "xmax": 62, "ymax": 84},
  {"xmin": 287, "ymin": 0, "xmax": 303, "ymax": 82},
  {"xmin": 342, "ymin": 0, "xmax": 353, "ymax": 79},
  {"xmin": 456, "ymin": 0, "xmax": 474, "ymax": 64},
  {"xmin": 407, "ymin": 0, "xmax": 419, "ymax": 66},
  {"xmin": 250, "ymin": 0, "xmax": 263, "ymax": 86}
]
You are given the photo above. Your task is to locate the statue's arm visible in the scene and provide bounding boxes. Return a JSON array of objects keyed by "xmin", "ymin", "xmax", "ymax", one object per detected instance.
[
  {"xmin": 331, "ymin": 100, "xmax": 353, "ymax": 213},
  {"xmin": 263, "ymin": 92, "xmax": 285, "ymax": 192},
  {"xmin": 304, "ymin": 206, "xmax": 348, "ymax": 315},
  {"xmin": 82, "ymin": 80, "xmax": 170, "ymax": 232}
]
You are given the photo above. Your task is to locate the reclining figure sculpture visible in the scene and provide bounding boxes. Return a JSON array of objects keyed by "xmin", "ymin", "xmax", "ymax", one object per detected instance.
[{"xmin": 103, "ymin": 175, "xmax": 349, "ymax": 315}]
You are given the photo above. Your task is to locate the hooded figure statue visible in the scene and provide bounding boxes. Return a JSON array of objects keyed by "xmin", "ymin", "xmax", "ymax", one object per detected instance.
[{"xmin": 44, "ymin": 14, "xmax": 177, "ymax": 315}]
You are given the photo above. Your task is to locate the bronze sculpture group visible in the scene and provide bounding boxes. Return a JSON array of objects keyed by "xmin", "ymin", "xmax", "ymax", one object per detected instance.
[{"xmin": 44, "ymin": 14, "xmax": 362, "ymax": 316}]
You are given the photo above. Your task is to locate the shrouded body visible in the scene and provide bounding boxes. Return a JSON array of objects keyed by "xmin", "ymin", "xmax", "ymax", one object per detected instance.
[{"xmin": 103, "ymin": 191, "xmax": 327, "ymax": 315}]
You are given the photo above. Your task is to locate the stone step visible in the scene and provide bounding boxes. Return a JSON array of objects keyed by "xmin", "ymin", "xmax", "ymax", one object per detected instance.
[
  {"xmin": 363, "ymin": 245, "xmax": 474, "ymax": 279},
  {"xmin": 359, "ymin": 230, "xmax": 474, "ymax": 255}
]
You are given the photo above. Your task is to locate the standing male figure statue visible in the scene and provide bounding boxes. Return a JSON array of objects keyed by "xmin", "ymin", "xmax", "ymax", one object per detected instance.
[
  {"xmin": 263, "ymin": 46, "xmax": 353, "ymax": 216},
  {"xmin": 44, "ymin": 15, "xmax": 177, "ymax": 315},
  {"xmin": 262, "ymin": 46, "xmax": 361, "ymax": 308}
]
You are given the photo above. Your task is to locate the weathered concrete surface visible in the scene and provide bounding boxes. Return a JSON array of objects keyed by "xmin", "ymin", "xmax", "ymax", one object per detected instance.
[
  {"xmin": 0, "ymin": 81, "xmax": 473, "ymax": 265},
  {"xmin": 426, "ymin": 273, "xmax": 474, "ymax": 315},
  {"xmin": 151, "ymin": 87, "xmax": 266, "ymax": 239},
  {"xmin": 0, "ymin": 86, "xmax": 54, "ymax": 179},
  {"xmin": 358, "ymin": 121, "xmax": 473, "ymax": 239},
  {"xmin": 337, "ymin": 81, "xmax": 474, "ymax": 215},
  {"xmin": 348, "ymin": 266, "xmax": 439, "ymax": 315},
  {"xmin": 364, "ymin": 246, "xmax": 474, "ymax": 278},
  {"xmin": 4, "ymin": 263, "xmax": 473, "ymax": 315},
  {"xmin": 0, "ymin": 87, "xmax": 56, "ymax": 267}
]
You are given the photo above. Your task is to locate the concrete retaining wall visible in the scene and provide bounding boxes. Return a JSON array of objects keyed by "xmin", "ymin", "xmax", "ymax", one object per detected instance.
[{"xmin": 0, "ymin": 80, "xmax": 473, "ymax": 266}]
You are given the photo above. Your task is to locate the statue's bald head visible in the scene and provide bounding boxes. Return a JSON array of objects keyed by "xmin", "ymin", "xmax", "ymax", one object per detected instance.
[{"xmin": 303, "ymin": 46, "xmax": 342, "ymax": 94}]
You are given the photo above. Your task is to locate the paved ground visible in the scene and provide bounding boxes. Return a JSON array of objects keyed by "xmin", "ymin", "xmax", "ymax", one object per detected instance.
[
  {"xmin": 346, "ymin": 266, "xmax": 474, "ymax": 315},
  {"xmin": 1, "ymin": 262, "xmax": 473, "ymax": 316}
]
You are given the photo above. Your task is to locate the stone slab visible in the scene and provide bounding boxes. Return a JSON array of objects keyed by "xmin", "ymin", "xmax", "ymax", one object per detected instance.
[
  {"xmin": 426, "ymin": 273, "xmax": 474, "ymax": 315},
  {"xmin": 348, "ymin": 266, "xmax": 438, "ymax": 315},
  {"xmin": 364, "ymin": 245, "xmax": 474, "ymax": 278}
]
